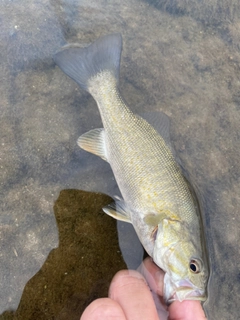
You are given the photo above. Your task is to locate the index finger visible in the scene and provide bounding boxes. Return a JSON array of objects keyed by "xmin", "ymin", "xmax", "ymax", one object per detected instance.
[
  {"xmin": 109, "ymin": 270, "xmax": 159, "ymax": 320},
  {"xmin": 138, "ymin": 257, "xmax": 165, "ymax": 296}
]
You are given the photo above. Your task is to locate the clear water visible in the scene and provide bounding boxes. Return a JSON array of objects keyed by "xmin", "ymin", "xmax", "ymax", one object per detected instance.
[{"xmin": 0, "ymin": 0, "xmax": 240, "ymax": 319}]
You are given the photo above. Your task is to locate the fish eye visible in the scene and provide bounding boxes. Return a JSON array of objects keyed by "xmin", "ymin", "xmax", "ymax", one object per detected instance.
[{"xmin": 189, "ymin": 259, "xmax": 202, "ymax": 274}]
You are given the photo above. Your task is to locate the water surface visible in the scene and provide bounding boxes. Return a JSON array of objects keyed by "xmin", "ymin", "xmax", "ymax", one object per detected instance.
[{"xmin": 0, "ymin": 0, "xmax": 240, "ymax": 319}]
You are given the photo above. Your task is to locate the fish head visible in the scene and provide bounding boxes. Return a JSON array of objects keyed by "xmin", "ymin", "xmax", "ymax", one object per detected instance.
[{"xmin": 153, "ymin": 218, "xmax": 208, "ymax": 304}]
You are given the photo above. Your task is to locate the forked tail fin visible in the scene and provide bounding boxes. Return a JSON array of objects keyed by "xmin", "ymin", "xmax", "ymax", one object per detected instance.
[{"xmin": 53, "ymin": 34, "xmax": 122, "ymax": 92}]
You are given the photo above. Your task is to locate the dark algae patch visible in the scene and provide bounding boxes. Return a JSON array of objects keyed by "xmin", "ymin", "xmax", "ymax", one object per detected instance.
[{"xmin": 1, "ymin": 190, "xmax": 126, "ymax": 320}]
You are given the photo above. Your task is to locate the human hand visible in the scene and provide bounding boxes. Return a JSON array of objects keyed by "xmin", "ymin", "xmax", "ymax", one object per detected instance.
[{"xmin": 80, "ymin": 257, "xmax": 207, "ymax": 320}]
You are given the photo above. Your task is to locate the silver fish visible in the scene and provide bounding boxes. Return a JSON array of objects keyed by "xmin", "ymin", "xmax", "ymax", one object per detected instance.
[{"xmin": 54, "ymin": 33, "xmax": 209, "ymax": 303}]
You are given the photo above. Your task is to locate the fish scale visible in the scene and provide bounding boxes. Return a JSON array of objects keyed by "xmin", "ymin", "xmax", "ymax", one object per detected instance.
[{"xmin": 90, "ymin": 71, "xmax": 200, "ymax": 258}]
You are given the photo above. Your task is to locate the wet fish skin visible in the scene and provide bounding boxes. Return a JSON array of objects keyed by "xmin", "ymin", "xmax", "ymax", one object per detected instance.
[{"xmin": 53, "ymin": 34, "xmax": 209, "ymax": 303}]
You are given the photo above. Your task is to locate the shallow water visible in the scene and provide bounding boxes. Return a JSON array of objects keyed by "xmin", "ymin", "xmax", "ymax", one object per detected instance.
[{"xmin": 0, "ymin": 0, "xmax": 240, "ymax": 319}]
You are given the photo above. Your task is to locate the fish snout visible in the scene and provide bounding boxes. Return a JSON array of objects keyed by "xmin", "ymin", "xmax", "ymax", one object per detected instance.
[{"xmin": 164, "ymin": 273, "xmax": 206, "ymax": 304}]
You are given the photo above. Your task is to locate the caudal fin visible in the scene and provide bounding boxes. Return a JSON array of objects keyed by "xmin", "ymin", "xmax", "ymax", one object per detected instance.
[{"xmin": 53, "ymin": 33, "xmax": 122, "ymax": 92}]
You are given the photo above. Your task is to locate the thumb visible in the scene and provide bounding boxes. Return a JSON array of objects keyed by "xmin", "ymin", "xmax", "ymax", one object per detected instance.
[{"xmin": 168, "ymin": 300, "xmax": 207, "ymax": 320}]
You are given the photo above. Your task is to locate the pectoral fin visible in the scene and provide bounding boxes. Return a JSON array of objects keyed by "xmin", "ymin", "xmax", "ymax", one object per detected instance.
[
  {"xmin": 144, "ymin": 212, "xmax": 167, "ymax": 227},
  {"xmin": 103, "ymin": 200, "xmax": 132, "ymax": 223},
  {"xmin": 77, "ymin": 128, "xmax": 108, "ymax": 161}
]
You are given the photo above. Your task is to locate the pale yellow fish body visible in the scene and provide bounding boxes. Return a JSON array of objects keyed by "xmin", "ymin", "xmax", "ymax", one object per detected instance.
[
  {"xmin": 54, "ymin": 34, "xmax": 209, "ymax": 303},
  {"xmin": 88, "ymin": 71, "xmax": 197, "ymax": 251}
]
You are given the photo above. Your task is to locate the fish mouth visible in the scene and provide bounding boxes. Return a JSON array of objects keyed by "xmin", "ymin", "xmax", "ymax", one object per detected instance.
[{"xmin": 164, "ymin": 274, "xmax": 206, "ymax": 304}]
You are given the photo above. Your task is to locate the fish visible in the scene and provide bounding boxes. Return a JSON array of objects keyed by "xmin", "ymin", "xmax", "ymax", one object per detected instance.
[{"xmin": 53, "ymin": 33, "xmax": 209, "ymax": 304}]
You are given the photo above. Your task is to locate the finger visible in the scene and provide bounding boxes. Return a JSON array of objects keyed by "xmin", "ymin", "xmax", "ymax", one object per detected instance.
[
  {"xmin": 80, "ymin": 298, "xmax": 127, "ymax": 320},
  {"xmin": 168, "ymin": 300, "xmax": 207, "ymax": 320},
  {"xmin": 138, "ymin": 258, "xmax": 168, "ymax": 319},
  {"xmin": 138, "ymin": 257, "xmax": 165, "ymax": 296},
  {"xmin": 109, "ymin": 270, "xmax": 159, "ymax": 320}
]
